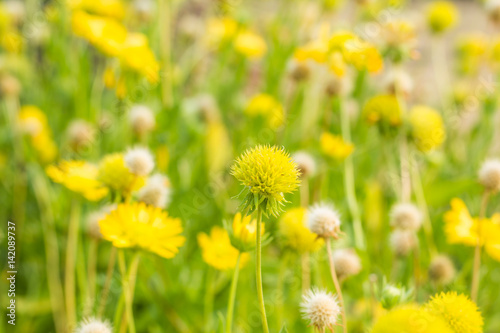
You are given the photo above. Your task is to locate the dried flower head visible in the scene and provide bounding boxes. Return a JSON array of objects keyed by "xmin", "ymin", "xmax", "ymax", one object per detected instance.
[
  {"xmin": 307, "ymin": 203, "xmax": 342, "ymax": 239},
  {"xmin": 124, "ymin": 147, "xmax": 155, "ymax": 176},
  {"xmin": 137, "ymin": 173, "xmax": 171, "ymax": 208},
  {"xmin": 478, "ymin": 159, "xmax": 500, "ymax": 193},
  {"xmin": 67, "ymin": 119, "xmax": 96, "ymax": 151},
  {"xmin": 292, "ymin": 151, "xmax": 317, "ymax": 178},
  {"xmin": 301, "ymin": 288, "xmax": 340, "ymax": 332},
  {"xmin": 129, "ymin": 104, "xmax": 155, "ymax": 136},
  {"xmin": 231, "ymin": 145, "xmax": 300, "ymax": 216},
  {"xmin": 390, "ymin": 203, "xmax": 422, "ymax": 231},
  {"xmin": 390, "ymin": 229, "xmax": 417, "ymax": 257},
  {"xmin": 428, "ymin": 255, "xmax": 456, "ymax": 285},
  {"xmin": 332, "ymin": 248, "xmax": 362, "ymax": 280},
  {"xmin": 425, "ymin": 292, "xmax": 483, "ymax": 333},
  {"xmin": 75, "ymin": 317, "xmax": 112, "ymax": 333}
]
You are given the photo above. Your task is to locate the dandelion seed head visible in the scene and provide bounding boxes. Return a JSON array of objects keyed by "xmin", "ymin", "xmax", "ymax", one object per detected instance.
[
  {"xmin": 124, "ymin": 147, "xmax": 155, "ymax": 176},
  {"xmin": 292, "ymin": 151, "xmax": 316, "ymax": 178},
  {"xmin": 137, "ymin": 173, "xmax": 171, "ymax": 209},
  {"xmin": 428, "ymin": 255, "xmax": 456, "ymax": 285},
  {"xmin": 333, "ymin": 248, "xmax": 362, "ymax": 280},
  {"xmin": 478, "ymin": 159, "xmax": 500, "ymax": 193},
  {"xmin": 129, "ymin": 104, "xmax": 155, "ymax": 136},
  {"xmin": 307, "ymin": 203, "xmax": 341, "ymax": 239},
  {"xmin": 75, "ymin": 317, "xmax": 112, "ymax": 333},
  {"xmin": 301, "ymin": 288, "xmax": 340, "ymax": 331},
  {"xmin": 390, "ymin": 203, "xmax": 422, "ymax": 231}
]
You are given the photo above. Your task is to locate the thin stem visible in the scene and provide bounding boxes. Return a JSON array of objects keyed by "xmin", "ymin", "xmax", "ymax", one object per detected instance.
[
  {"xmin": 98, "ymin": 246, "xmax": 117, "ymax": 317},
  {"xmin": 255, "ymin": 205, "xmax": 270, "ymax": 333},
  {"xmin": 301, "ymin": 253, "xmax": 310, "ymax": 294},
  {"xmin": 339, "ymin": 98, "xmax": 365, "ymax": 250},
  {"xmin": 118, "ymin": 251, "xmax": 141, "ymax": 333},
  {"xmin": 159, "ymin": 0, "xmax": 173, "ymax": 108},
  {"xmin": 84, "ymin": 239, "xmax": 98, "ymax": 317},
  {"xmin": 226, "ymin": 252, "xmax": 242, "ymax": 333},
  {"xmin": 399, "ymin": 138, "xmax": 411, "ymax": 203},
  {"xmin": 326, "ymin": 238, "xmax": 347, "ymax": 333},
  {"xmin": 471, "ymin": 191, "xmax": 490, "ymax": 302},
  {"xmin": 203, "ymin": 267, "xmax": 215, "ymax": 329},
  {"xmin": 65, "ymin": 199, "xmax": 80, "ymax": 329}
]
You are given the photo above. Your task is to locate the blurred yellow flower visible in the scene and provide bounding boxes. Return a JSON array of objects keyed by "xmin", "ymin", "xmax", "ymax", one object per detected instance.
[
  {"xmin": 372, "ymin": 305, "xmax": 453, "ymax": 333},
  {"xmin": 46, "ymin": 161, "xmax": 109, "ymax": 201},
  {"xmin": 425, "ymin": 292, "xmax": 483, "ymax": 333},
  {"xmin": 245, "ymin": 93, "xmax": 284, "ymax": 129},
  {"xmin": 206, "ymin": 17, "xmax": 238, "ymax": 46},
  {"xmin": 320, "ymin": 132, "xmax": 354, "ymax": 160},
  {"xmin": 408, "ymin": 105, "xmax": 445, "ymax": 152},
  {"xmin": 99, "ymin": 202, "xmax": 185, "ymax": 258},
  {"xmin": 197, "ymin": 226, "xmax": 249, "ymax": 270},
  {"xmin": 382, "ymin": 20, "xmax": 416, "ymax": 46},
  {"xmin": 234, "ymin": 30, "xmax": 267, "ymax": 59},
  {"xmin": 279, "ymin": 207, "xmax": 324, "ymax": 253},
  {"xmin": 18, "ymin": 106, "xmax": 58, "ymax": 163},
  {"xmin": 68, "ymin": 0, "xmax": 126, "ymax": 20},
  {"xmin": 231, "ymin": 145, "xmax": 300, "ymax": 216},
  {"xmin": 205, "ymin": 121, "xmax": 232, "ymax": 175},
  {"xmin": 231, "ymin": 212, "xmax": 265, "ymax": 250},
  {"xmin": 427, "ymin": 1, "xmax": 458, "ymax": 35},
  {"xmin": 456, "ymin": 34, "xmax": 487, "ymax": 75},
  {"xmin": 98, "ymin": 153, "xmax": 145, "ymax": 193},
  {"xmin": 362, "ymin": 94, "xmax": 402, "ymax": 127},
  {"xmin": 119, "ymin": 33, "xmax": 160, "ymax": 83},
  {"xmin": 443, "ymin": 198, "xmax": 500, "ymax": 261}
]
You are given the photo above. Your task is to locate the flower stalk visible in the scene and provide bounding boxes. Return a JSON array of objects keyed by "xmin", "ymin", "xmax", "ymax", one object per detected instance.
[
  {"xmin": 326, "ymin": 238, "xmax": 347, "ymax": 333},
  {"xmin": 471, "ymin": 191, "xmax": 490, "ymax": 302},
  {"xmin": 226, "ymin": 252, "xmax": 241, "ymax": 333},
  {"xmin": 255, "ymin": 204, "xmax": 269, "ymax": 333}
]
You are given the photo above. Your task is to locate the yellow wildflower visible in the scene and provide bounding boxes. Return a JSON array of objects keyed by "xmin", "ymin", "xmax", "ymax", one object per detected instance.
[
  {"xmin": 231, "ymin": 145, "xmax": 300, "ymax": 216},
  {"xmin": 456, "ymin": 34, "xmax": 487, "ymax": 75},
  {"xmin": 68, "ymin": 0, "xmax": 126, "ymax": 20},
  {"xmin": 234, "ymin": 29, "xmax": 267, "ymax": 59},
  {"xmin": 362, "ymin": 94, "xmax": 402, "ymax": 127},
  {"xmin": 99, "ymin": 202, "xmax": 185, "ymax": 259},
  {"xmin": 320, "ymin": 132, "xmax": 354, "ymax": 160},
  {"xmin": 197, "ymin": 226, "xmax": 249, "ymax": 270},
  {"xmin": 230, "ymin": 212, "xmax": 265, "ymax": 251},
  {"xmin": 425, "ymin": 292, "xmax": 483, "ymax": 333},
  {"xmin": 206, "ymin": 17, "xmax": 238, "ymax": 46},
  {"xmin": 245, "ymin": 93, "xmax": 284, "ymax": 129},
  {"xmin": 372, "ymin": 305, "xmax": 453, "ymax": 333},
  {"xmin": 408, "ymin": 105, "xmax": 445, "ymax": 152},
  {"xmin": 443, "ymin": 198, "xmax": 500, "ymax": 261},
  {"xmin": 205, "ymin": 120, "xmax": 232, "ymax": 175},
  {"xmin": 46, "ymin": 161, "xmax": 109, "ymax": 201},
  {"xmin": 279, "ymin": 207, "xmax": 324, "ymax": 253},
  {"xmin": 382, "ymin": 20, "xmax": 416, "ymax": 46},
  {"xmin": 98, "ymin": 153, "xmax": 145, "ymax": 193},
  {"xmin": 427, "ymin": 1, "xmax": 459, "ymax": 35},
  {"xmin": 119, "ymin": 33, "xmax": 160, "ymax": 83}
]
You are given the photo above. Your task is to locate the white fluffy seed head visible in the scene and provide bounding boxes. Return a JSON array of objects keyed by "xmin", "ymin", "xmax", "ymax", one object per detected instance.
[
  {"xmin": 307, "ymin": 203, "xmax": 342, "ymax": 239},
  {"xmin": 333, "ymin": 248, "xmax": 362, "ymax": 280},
  {"xmin": 478, "ymin": 159, "xmax": 500, "ymax": 193},
  {"xmin": 292, "ymin": 151, "xmax": 317, "ymax": 178},
  {"xmin": 67, "ymin": 119, "xmax": 95, "ymax": 151},
  {"xmin": 137, "ymin": 174, "xmax": 172, "ymax": 209},
  {"xmin": 390, "ymin": 230, "xmax": 417, "ymax": 257},
  {"xmin": 129, "ymin": 105, "xmax": 155, "ymax": 136},
  {"xmin": 124, "ymin": 147, "xmax": 155, "ymax": 176},
  {"xmin": 383, "ymin": 69, "xmax": 413, "ymax": 97},
  {"xmin": 301, "ymin": 288, "xmax": 340, "ymax": 331},
  {"xmin": 429, "ymin": 255, "xmax": 456, "ymax": 285},
  {"xmin": 390, "ymin": 203, "xmax": 422, "ymax": 231},
  {"xmin": 74, "ymin": 318, "xmax": 112, "ymax": 333}
]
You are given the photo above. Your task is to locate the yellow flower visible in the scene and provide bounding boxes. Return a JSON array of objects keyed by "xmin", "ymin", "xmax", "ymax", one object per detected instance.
[
  {"xmin": 230, "ymin": 212, "xmax": 265, "ymax": 251},
  {"xmin": 206, "ymin": 17, "xmax": 238, "ymax": 46},
  {"xmin": 372, "ymin": 305, "xmax": 453, "ymax": 333},
  {"xmin": 443, "ymin": 198, "xmax": 500, "ymax": 261},
  {"xmin": 294, "ymin": 39, "xmax": 329, "ymax": 63},
  {"xmin": 320, "ymin": 132, "xmax": 354, "ymax": 160},
  {"xmin": 383, "ymin": 20, "xmax": 416, "ymax": 46},
  {"xmin": 362, "ymin": 94, "xmax": 402, "ymax": 127},
  {"xmin": 456, "ymin": 34, "xmax": 487, "ymax": 75},
  {"xmin": 99, "ymin": 202, "xmax": 185, "ymax": 259},
  {"xmin": 205, "ymin": 121, "xmax": 232, "ymax": 175},
  {"xmin": 68, "ymin": 0, "xmax": 126, "ymax": 20},
  {"xmin": 425, "ymin": 292, "xmax": 483, "ymax": 333},
  {"xmin": 234, "ymin": 29, "xmax": 267, "ymax": 59},
  {"xmin": 119, "ymin": 33, "xmax": 160, "ymax": 83},
  {"xmin": 98, "ymin": 153, "xmax": 145, "ymax": 193},
  {"xmin": 427, "ymin": 1, "xmax": 459, "ymax": 35},
  {"xmin": 46, "ymin": 161, "xmax": 109, "ymax": 201},
  {"xmin": 18, "ymin": 106, "xmax": 58, "ymax": 163},
  {"xmin": 231, "ymin": 145, "xmax": 300, "ymax": 216},
  {"xmin": 279, "ymin": 207, "xmax": 324, "ymax": 253},
  {"xmin": 408, "ymin": 105, "xmax": 445, "ymax": 152},
  {"xmin": 341, "ymin": 36, "xmax": 383, "ymax": 73},
  {"xmin": 197, "ymin": 226, "xmax": 249, "ymax": 270},
  {"xmin": 245, "ymin": 93, "xmax": 284, "ymax": 129}
]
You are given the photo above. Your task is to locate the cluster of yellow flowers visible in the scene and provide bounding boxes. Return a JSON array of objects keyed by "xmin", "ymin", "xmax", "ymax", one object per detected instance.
[
  {"xmin": 373, "ymin": 292, "xmax": 483, "ymax": 333},
  {"xmin": 17, "ymin": 106, "xmax": 58, "ymax": 163},
  {"xmin": 294, "ymin": 26, "xmax": 383, "ymax": 77},
  {"xmin": 70, "ymin": 0, "xmax": 159, "ymax": 87},
  {"xmin": 206, "ymin": 17, "xmax": 267, "ymax": 59}
]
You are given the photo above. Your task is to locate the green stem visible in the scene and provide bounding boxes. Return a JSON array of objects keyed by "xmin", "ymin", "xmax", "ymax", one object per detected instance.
[
  {"xmin": 326, "ymin": 238, "xmax": 347, "ymax": 333},
  {"xmin": 471, "ymin": 191, "xmax": 490, "ymax": 302},
  {"xmin": 65, "ymin": 198, "xmax": 81, "ymax": 329},
  {"xmin": 118, "ymin": 251, "xmax": 141, "ymax": 333},
  {"xmin": 226, "ymin": 252, "xmax": 242, "ymax": 333},
  {"xmin": 204, "ymin": 267, "xmax": 215, "ymax": 329},
  {"xmin": 98, "ymin": 246, "xmax": 117, "ymax": 318},
  {"xmin": 339, "ymin": 98, "xmax": 365, "ymax": 249},
  {"xmin": 84, "ymin": 238, "xmax": 98, "ymax": 317},
  {"xmin": 255, "ymin": 205, "xmax": 269, "ymax": 333},
  {"xmin": 159, "ymin": 0, "xmax": 173, "ymax": 108}
]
